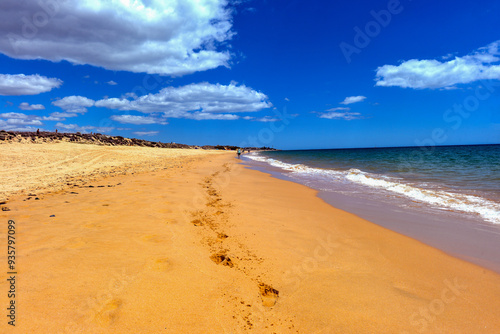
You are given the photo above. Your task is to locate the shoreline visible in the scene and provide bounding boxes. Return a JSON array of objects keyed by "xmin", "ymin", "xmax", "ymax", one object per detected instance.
[
  {"xmin": 242, "ymin": 154, "xmax": 500, "ymax": 275},
  {"xmin": 1, "ymin": 145, "xmax": 500, "ymax": 332}
]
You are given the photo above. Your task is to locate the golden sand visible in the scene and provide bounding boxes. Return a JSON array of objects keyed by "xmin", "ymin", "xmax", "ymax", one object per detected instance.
[
  {"xmin": 1, "ymin": 144, "xmax": 499, "ymax": 333},
  {"xmin": 0, "ymin": 142, "xmax": 225, "ymax": 202}
]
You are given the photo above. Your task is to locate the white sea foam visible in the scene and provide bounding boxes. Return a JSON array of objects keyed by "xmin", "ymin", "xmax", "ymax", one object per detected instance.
[{"xmin": 246, "ymin": 153, "xmax": 500, "ymax": 224}]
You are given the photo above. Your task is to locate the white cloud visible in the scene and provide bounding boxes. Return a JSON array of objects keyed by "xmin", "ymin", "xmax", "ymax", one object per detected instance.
[
  {"xmin": 254, "ymin": 116, "xmax": 279, "ymax": 122},
  {"xmin": 0, "ymin": 112, "xmax": 29, "ymax": 119},
  {"xmin": 48, "ymin": 112, "xmax": 79, "ymax": 119},
  {"xmin": 1, "ymin": 0, "xmax": 234, "ymax": 76},
  {"xmin": 326, "ymin": 107, "xmax": 350, "ymax": 112},
  {"xmin": 52, "ymin": 96, "xmax": 95, "ymax": 114},
  {"xmin": 0, "ymin": 119, "xmax": 45, "ymax": 131},
  {"xmin": 0, "ymin": 74, "xmax": 62, "ymax": 95},
  {"xmin": 19, "ymin": 102, "xmax": 45, "ymax": 110},
  {"xmin": 107, "ymin": 81, "xmax": 118, "ymax": 86},
  {"xmin": 96, "ymin": 82, "xmax": 272, "ymax": 117},
  {"xmin": 375, "ymin": 40, "xmax": 500, "ymax": 89},
  {"xmin": 110, "ymin": 115, "xmax": 168, "ymax": 125},
  {"xmin": 340, "ymin": 96, "xmax": 366, "ymax": 105},
  {"xmin": 54, "ymin": 122, "xmax": 113, "ymax": 133},
  {"xmin": 317, "ymin": 111, "xmax": 364, "ymax": 120},
  {"xmin": 55, "ymin": 122, "xmax": 92, "ymax": 131},
  {"xmin": 1, "ymin": 118, "xmax": 43, "ymax": 126},
  {"xmin": 42, "ymin": 115, "xmax": 65, "ymax": 121},
  {"xmin": 0, "ymin": 111, "xmax": 69, "ymax": 125},
  {"xmin": 0, "ymin": 111, "xmax": 67, "ymax": 127},
  {"xmin": 186, "ymin": 112, "xmax": 239, "ymax": 120},
  {"xmin": 133, "ymin": 131, "xmax": 159, "ymax": 136}
]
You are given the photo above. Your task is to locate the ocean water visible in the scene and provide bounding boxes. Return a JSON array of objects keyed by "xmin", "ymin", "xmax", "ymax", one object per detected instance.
[{"xmin": 245, "ymin": 145, "xmax": 500, "ymax": 225}]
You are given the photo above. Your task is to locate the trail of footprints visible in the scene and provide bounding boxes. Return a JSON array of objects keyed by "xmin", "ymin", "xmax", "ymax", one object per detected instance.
[{"xmin": 190, "ymin": 163, "xmax": 297, "ymax": 332}]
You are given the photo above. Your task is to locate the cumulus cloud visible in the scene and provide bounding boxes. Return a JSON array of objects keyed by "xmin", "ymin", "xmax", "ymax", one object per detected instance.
[
  {"xmin": 0, "ymin": 111, "xmax": 67, "ymax": 127},
  {"xmin": 0, "ymin": 120, "xmax": 45, "ymax": 131},
  {"xmin": 0, "ymin": 111, "xmax": 45, "ymax": 130},
  {"xmin": 47, "ymin": 112, "xmax": 79, "ymax": 119},
  {"xmin": 340, "ymin": 96, "xmax": 366, "ymax": 105},
  {"xmin": 110, "ymin": 115, "xmax": 167, "ymax": 125},
  {"xmin": 186, "ymin": 112, "xmax": 239, "ymax": 120},
  {"xmin": 0, "ymin": 74, "xmax": 62, "ymax": 95},
  {"xmin": 326, "ymin": 107, "xmax": 351, "ymax": 112},
  {"xmin": 0, "ymin": 117, "xmax": 42, "ymax": 126},
  {"xmin": 317, "ymin": 103, "xmax": 364, "ymax": 120},
  {"xmin": 133, "ymin": 131, "xmax": 159, "ymax": 136},
  {"xmin": 0, "ymin": 112, "xmax": 29, "ymax": 119},
  {"xmin": 107, "ymin": 81, "xmax": 118, "ymax": 86},
  {"xmin": 42, "ymin": 115, "xmax": 65, "ymax": 121},
  {"xmin": 317, "ymin": 111, "xmax": 364, "ymax": 120},
  {"xmin": 254, "ymin": 116, "xmax": 279, "ymax": 122},
  {"xmin": 19, "ymin": 102, "xmax": 45, "ymax": 110},
  {"xmin": 7, "ymin": 118, "xmax": 43, "ymax": 126},
  {"xmin": 52, "ymin": 96, "xmax": 95, "ymax": 114},
  {"xmin": 375, "ymin": 40, "xmax": 500, "ymax": 89},
  {"xmin": 1, "ymin": 0, "xmax": 234, "ymax": 76},
  {"xmin": 54, "ymin": 122, "xmax": 113, "ymax": 133},
  {"xmin": 96, "ymin": 82, "xmax": 272, "ymax": 117}
]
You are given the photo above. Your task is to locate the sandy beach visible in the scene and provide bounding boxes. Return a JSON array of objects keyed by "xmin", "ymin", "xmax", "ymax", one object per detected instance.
[
  {"xmin": 0, "ymin": 142, "xmax": 226, "ymax": 203},
  {"xmin": 1, "ymin": 143, "xmax": 500, "ymax": 333}
]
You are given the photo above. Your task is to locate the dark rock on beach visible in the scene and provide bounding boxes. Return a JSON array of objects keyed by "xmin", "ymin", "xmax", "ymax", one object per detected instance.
[{"xmin": 0, "ymin": 130, "xmax": 279, "ymax": 151}]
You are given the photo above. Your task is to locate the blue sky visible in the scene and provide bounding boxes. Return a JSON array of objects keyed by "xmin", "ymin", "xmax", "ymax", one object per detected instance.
[{"xmin": 0, "ymin": 0, "xmax": 499, "ymax": 149}]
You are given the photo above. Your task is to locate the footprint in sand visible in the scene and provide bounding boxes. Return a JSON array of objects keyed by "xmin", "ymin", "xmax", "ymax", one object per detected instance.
[
  {"xmin": 392, "ymin": 283, "xmax": 426, "ymax": 301},
  {"xmin": 95, "ymin": 209, "xmax": 111, "ymax": 215},
  {"xmin": 210, "ymin": 252, "xmax": 234, "ymax": 268},
  {"xmin": 259, "ymin": 283, "xmax": 279, "ymax": 307},
  {"xmin": 217, "ymin": 233, "xmax": 229, "ymax": 240},
  {"xmin": 140, "ymin": 234, "xmax": 165, "ymax": 243},
  {"xmin": 92, "ymin": 298, "xmax": 122, "ymax": 326},
  {"xmin": 145, "ymin": 258, "xmax": 172, "ymax": 272},
  {"xmin": 83, "ymin": 222, "xmax": 102, "ymax": 229},
  {"xmin": 64, "ymin": 237, "xmax": 87, "ymax": 249},
  {"xmin": 191, "ymin": 219, "xmax": 204, "ymax": 226}
]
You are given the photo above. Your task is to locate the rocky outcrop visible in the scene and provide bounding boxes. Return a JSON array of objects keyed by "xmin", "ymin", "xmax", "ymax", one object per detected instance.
[
  {"xmin": 0, "ymin": 130, "xmax": 278, "ymax": 151},
  {"xmin": 0, "ymin": 130, "xmax": 194, "ymax": 148}
]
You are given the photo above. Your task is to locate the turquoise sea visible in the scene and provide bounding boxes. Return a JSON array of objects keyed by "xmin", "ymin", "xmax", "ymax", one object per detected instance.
[{"xmin": 246, "ymin": 144, "xmax": 500, "ymax": 225}]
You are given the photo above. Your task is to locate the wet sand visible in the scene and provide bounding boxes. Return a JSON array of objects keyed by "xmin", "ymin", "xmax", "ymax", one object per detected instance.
[
  {"xmin": 247, "ymin": 159, "xmax": 500, "ymax": 275},
  {"xmin": 319, "ymin": 190, "xmax": 500, "ymax": 274},
  {"xmin": 1, "ymin": 145, "xmax": 500, "ymax": 333}
]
